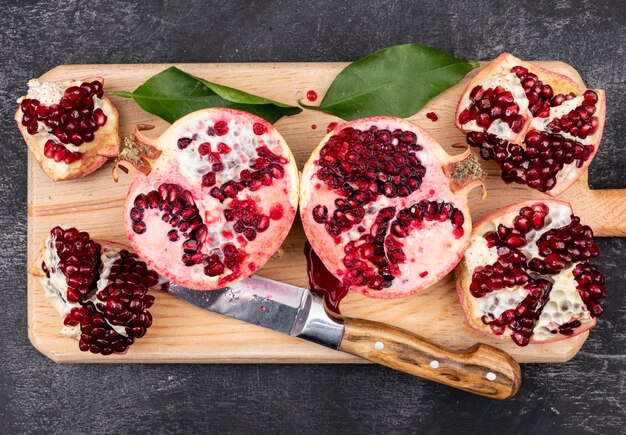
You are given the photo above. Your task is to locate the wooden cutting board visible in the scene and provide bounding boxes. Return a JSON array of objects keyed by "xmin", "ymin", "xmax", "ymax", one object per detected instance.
[{"xmin": 27, "ymin": 61, "xmax": 626, "ymax": 364}]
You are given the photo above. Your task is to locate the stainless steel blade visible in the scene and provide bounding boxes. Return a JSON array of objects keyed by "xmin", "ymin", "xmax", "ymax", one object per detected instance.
[{"xmin": 165, "ymin": 275, "xmax": 344, "ymax": 348}]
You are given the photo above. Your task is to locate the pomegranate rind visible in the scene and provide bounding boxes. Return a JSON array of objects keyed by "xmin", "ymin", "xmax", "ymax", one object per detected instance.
[
  {"xmin": 301, "ymin": 116, "xmax": 478, "ymax": 299},
  {"xmin": 455, "ymin": 200, "xmax": 597, "ymax": 344},
  {"xmin": 121, "ymin": 108, "xmax": 299, "ymax": 291},
  {"xmin": 16, "ymin": 77, "xmax": 120, "ymax": 181},
  {"xmin": 455, "ymin": 53, "xmax": 605, "ymax": 196}
]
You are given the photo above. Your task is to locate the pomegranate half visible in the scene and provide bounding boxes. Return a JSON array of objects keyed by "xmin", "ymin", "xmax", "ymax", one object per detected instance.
[
  {"xmin": 456, "ymin": 53, "xmax": 605, "ymax": 196},
  {"xmin": 300, "ymin": 117, "xmax": 485, "ymax": 299},
  {"xmin": 16, "ymin": 78, "xmax": 119, "ymax": 181},
  {"xmin": 114, "ymin": 108, "xmax": 299, "ymax": 290},
  {"xmin": 30, "ymin": 227, "xmax": 162, "ymax": 355},
  {"xmin": 456, "ymin": 200, "xmax": 605, "ymax": 346}
]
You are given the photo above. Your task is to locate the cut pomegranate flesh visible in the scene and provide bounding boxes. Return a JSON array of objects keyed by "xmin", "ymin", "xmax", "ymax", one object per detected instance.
[
  {"xmin": 456, "ymin": 200, "xmax": 605, "ymax": 346},
  {"xmin": 29, "ymin": 227, "xmax": 161, "ymax": 355},
  {"xmin": 116, "ymin": 108, "xmax": 299, "ymax": 290},
  {"xmin": 456, "ymin": 53, "xmax": 605, "ymax": 196},
  {"xmin": 15, "ymin": 78, "xmax": 119, "ymax": 181},
  {"xmin": 301, "ymin": 116, "xmax": 485, "ymax": 299}
]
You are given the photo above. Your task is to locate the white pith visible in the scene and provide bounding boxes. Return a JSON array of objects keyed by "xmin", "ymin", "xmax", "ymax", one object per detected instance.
[
  {"xmin": 126, "ymin": 109, "xmax": 299, "ymax": 290},
  {"xmin": 461, "ymin": 202, "xmax": 592, "ymax": 342},
  {"xmin": 300, "ymin": 117, "xmax": 474, "ymax": 299}
]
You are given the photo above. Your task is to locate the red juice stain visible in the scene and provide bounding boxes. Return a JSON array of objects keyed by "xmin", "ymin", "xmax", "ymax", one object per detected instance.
[
  {"xmin": 326, "ymin": 122, "xmax": 338, "ymax": 133},
  {"xmin": 304, "ymin": 241, "xmax": 348, "ymax": 314},
  {"xmin": 269, "ymin": 203, "xmax": 284, "ymax": 220},
  {"xmin": 426, "ymin": 112, "xmax": 438, "ymax": 121},
  {"xmin": 311, "ymin": 124, "xmax": 317, "ymax": 130},
  {"xmin": 306, "ymin": 90, "xmax": 318, "ymax": 102}
]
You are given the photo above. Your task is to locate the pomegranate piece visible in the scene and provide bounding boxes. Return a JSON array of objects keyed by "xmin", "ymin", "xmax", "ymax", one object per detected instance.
[
  {"xmin": 455, "ymin": 200, "xmax": 605, "ymax": 346},
  {"xmin": 29, "ymin": 227, "xmax": 162, "ymax": 355},
  {"xmin": 114, "ymin": 108, "xmax": 299, "ymax": 290},
  {"xmin": 15, "ymin": 78, "xmax": 120, "ymax": 181},
  {"xmin": 300, "ymin": 116, "xmax": 486, "ymax": 299},
  {"xmin": 456, "ymin": 53, "xmax": 605, "ymax": 196}
]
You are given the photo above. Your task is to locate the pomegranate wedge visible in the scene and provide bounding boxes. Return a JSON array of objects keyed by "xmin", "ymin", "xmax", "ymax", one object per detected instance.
[
  {"xmin": 456, "ymin": 53, "xmax": 605, "ymax": 196},
  {"xmin": 16, "ymin": 78, "xmax": 120, "ymax": 181}
]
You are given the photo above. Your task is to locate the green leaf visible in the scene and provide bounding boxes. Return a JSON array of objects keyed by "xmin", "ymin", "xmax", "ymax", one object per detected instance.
[
  {"xmin": 111, "ymin": 67, "xmax": 302, "ymax": 124},
  {"xmin": 300, "ymin": 44, "xmax": 479, "ymax": 120}
]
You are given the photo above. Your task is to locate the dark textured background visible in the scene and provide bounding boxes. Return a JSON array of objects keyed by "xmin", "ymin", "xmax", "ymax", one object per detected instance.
[{"xmin": 1, "ymin": 1, "xmax": 625, "ymax": 433}]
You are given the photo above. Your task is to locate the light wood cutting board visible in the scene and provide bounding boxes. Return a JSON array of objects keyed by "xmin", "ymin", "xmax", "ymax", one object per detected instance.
[{"xmin": 27, "ymin": 61, "xmax": 626, "ymax": 364}]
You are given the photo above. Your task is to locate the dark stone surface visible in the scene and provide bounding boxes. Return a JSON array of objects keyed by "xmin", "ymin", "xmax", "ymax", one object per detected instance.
[{"xmin": 1, "ymin": 0, "xmax": 624, "ymax": 433}]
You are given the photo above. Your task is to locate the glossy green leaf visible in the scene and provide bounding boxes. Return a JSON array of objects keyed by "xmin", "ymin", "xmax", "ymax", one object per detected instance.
[
  {"xmin": 112, "ymin": 67, "xmax": 302, "ymax": 124},
  {"xmin": 300, "ymin": 44, "xmax": 479, "ymax": 120}
]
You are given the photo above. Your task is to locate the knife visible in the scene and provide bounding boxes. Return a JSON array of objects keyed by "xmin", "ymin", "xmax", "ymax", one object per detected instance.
[{"xmin": 166, "ymin": 275, "xmax": 521, "ymax": 399}]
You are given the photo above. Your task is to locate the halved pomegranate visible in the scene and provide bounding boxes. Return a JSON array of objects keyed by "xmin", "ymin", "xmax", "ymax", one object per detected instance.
[
  {"xmin": 456, "ymin": 200, "xmax": 605, "ymax": 346},
  {"xmin": 16, "ymin": 77, "xmax": 120, "ymax": 181},
  {"xmin": 300, "ymin": 117, "xmax": 485, "ymax": 299},
  {"xmin": 29, "ymin": 227, "xmax": 162, "ymax": 355},
  {"xmin": 456, "ymin": 53, "xmax": 605, "ymax": 196},
  {"xmin": 114, "ymin": 108, "xmax": 299, "ymax": 290}
]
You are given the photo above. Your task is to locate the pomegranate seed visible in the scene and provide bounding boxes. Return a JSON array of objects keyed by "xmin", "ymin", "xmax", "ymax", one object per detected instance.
[{"xmin": 253, "ymin": 122, "xmax": 267, "ymax": 135}]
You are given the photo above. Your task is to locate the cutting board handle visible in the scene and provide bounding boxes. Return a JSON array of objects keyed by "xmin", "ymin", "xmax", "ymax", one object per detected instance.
[{"xmin": 338, "ymin": 317, "xmax": 521, "ymax": 399}]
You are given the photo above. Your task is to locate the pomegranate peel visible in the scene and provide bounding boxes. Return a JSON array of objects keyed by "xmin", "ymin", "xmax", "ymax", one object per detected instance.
[
  {"xmin": 115, "ymin": 108, "xmax": 299, "ymax": 290},
  {"xmin": 16, "ymin": 77, "xmax": 120, "ymax": 181},
  {"xmin": 455, "ymin": 200, "xmax": 605, "ymax": 346},
  {"xmin": 30, "ymin": 227, "xmax": 162, "ymax": 355},
  {"xmin": 300, "ymin": 116, "xmax": 486, "ymax": 299},
  {"xmin": 456, "ymin": 53, "xmax": 605, "ymax": 196}
]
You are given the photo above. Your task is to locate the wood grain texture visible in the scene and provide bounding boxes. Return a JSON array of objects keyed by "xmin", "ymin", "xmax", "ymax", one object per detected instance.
[
  {"xmin": 27, "ymin": 61, "xmax": 622, "ymax": 364},
  {"xmin": 339, "ymin": 317, "xmax": 521, "ymax": 399}
]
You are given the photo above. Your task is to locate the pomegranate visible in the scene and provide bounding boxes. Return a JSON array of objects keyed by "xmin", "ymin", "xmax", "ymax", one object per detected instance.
[
  {"xmin": 300, "ymin": 116, "xmax": 486, "ymax": 299},
  {"xmin": 456, "ymin": 53, "xmax": 605, "ymax": 196},
  {"xmin": 114, "ymin": 108, "xmax": 299, "ymax": 290},
  {"xmin": 29, "ymin": 227, "xmax": 162, "ymax": 355},
  {"xmin": 16, "ymin": 77, "xmax": 119, "ymax": 181},
  {"xmin": 456, "ymin": 200, "xmax": 605, "ymax": 346}
]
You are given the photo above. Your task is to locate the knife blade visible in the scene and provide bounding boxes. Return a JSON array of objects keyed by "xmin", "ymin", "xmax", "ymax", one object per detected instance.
[
  {"xmin": 165, "ymin": 275, "xmax": 522, "ymax": 400},
  {"xmin": 166, "ymin": 274, "xmax": 344, "ymax": 347}
]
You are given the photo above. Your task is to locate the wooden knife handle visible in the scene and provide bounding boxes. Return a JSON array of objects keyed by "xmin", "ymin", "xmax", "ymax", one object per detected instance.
[{"xmin": 338, "ymin": 317, "xmax": 521, "ymax": 399}]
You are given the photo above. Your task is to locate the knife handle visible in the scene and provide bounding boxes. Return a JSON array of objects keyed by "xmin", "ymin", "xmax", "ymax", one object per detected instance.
[{"xmin": 338, "ymin": 317, "xmax": 521, "ymax": 399}]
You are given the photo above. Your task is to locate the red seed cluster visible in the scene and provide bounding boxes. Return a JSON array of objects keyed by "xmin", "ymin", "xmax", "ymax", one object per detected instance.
[
  {"xmin": 315, "ymin": 126, "xmax": 425, "ymax": 237},
  {"xmin": 95, "ymin": 250, "xmax": 158, "ymax": 339},
  {"xmin": 131, "ymin": 183, "xmax": 248, "ymax": 278},
  {"xmin": 510, "ymin": 65, "xmax": 554, "ymax": 118},
  {"xmin": 340, "ymin": 200, "xmax": 465, "ymax": 291},
  {"xmin": 573, "ymin": 262, "xmax": 605, "ymax": 317},
  {"xmin": 467, "ymin": 130, "xmax": 594, "ymax": 192},
  {"xmin": 50, "ymin": 226, "xmax": 101, "ymax": 303},
  {"xmin": 529, "ymin": 216, "xmax": 599, "ymax": 274},
  {"xmin": 458, "ymin": 85, "xmax": 525, "ymax": 132},
  {"xmin": 46, "ymin": 227, "xmax": 157, "ymax": 355},
  {"xmin": 480, "ymin": 279, "xmax": 552, "ymax": 347},
  {"xmin": 206, "ymin": 145, "xmax": 287, "ymax": 201},
  {"xmin": 20, "ymin": 81, "xmax": 107, "ymax": 163},
  {"xmin": 64, "ymin": 303, "xmax": 134, "ymax": 355},
  {"xmin": 43, "ymin": 139, "xmax": 81, "ymax": 164},
  {"xmin": 547, "ymin": 90, "xmax": 600, "ymax": 139},
  {"xmin": 224, "ymin": 198, "xmax": 271, "ymax": 242},
  {"xmin": 468, "ymin": 203, "xmax": 605, "ymax": 346},
  {"xmin": 471, "ymin": 203, "xmax": 548, "ymax": 298}
]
